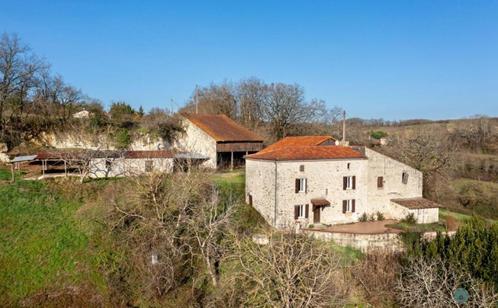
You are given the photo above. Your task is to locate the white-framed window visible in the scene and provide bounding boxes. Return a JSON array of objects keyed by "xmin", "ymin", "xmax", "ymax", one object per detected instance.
[
  {"xmin": 294, "ymin": 204, "xmax": 308, "ymax": 219},
  {"xmin": 342, "ymin": 199, "xmax": 356, "ymax": 213},
  {"xmin": 297, "ymin": 204, "xmax": 305, "ymax": 218},
  {"xmin": 295, "ymin": 178, "xmax": 307, "ymax": 193},
  {"xmin": 343, "ymin": 176, "xmax": 355, "ymax": 190}
]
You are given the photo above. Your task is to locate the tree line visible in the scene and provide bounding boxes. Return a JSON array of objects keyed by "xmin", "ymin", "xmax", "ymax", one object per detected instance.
[{"xmin": 181, "ymin": 79, "xmax": 344, "ymax": 140}]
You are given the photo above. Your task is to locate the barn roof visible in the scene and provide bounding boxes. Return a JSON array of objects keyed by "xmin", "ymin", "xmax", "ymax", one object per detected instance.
[
  {"xmin": 245, "ymin": 145, "xmax": 365, "ymax": 161},
  {"xmin": 183, "ymin": 113, "xmax": 263, "ymax": 142}
]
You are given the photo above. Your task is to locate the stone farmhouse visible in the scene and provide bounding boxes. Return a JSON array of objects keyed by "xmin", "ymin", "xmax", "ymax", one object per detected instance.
[
  {"xmin": 177, "ymin": 113, "xmax": 264, "ymax": 169},
  {"xmin": 245, "ymin": 136, "xmax": 439, "ymax": 228}
]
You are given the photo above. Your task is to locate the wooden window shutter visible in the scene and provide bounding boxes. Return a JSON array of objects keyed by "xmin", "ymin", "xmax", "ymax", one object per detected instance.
[
  {"xmin": 304, "ymin": 178, "xmax": 308, "ymax": 193},
  {"xmin": 305, "ymin": 204, "xmax": 309, "ymax": 218},
  {"xmin": 294, "ymin": 205, "xmax": 299, "ymax": 220},
  {"xmin": 343, "ymin": 177, "xmax": 347, "ymax": 190},
  {"xmin": 295, "ymin": 179, "xmax": 300, "ymax": 193},
  {"xmin": 342, "ymin": 200, "xmax": 347, "ymax": 213},
  {"xmin": 352, "ymin": 199, "xmax": 356, "ymax": 212},
  {"xmin": 352, "ymin": 176, "xmax": 356, "ymax": 189}
]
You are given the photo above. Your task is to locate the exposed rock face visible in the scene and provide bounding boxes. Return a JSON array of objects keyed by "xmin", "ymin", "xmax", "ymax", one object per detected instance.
[
  {"xmin": 37, "ymin": 132, "xmax": 170, "ymax": 151},
  {"xmin": 0, "ymin": 143, "xmax": 8, "ymax": 162}
]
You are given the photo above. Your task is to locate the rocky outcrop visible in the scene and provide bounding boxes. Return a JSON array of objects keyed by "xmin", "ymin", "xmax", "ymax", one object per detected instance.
[
  {"xmin": 36, "ymin": 132, "xmax": 170, "ymax": 151},
  {"xmin": 0, "ymin": 143, "xmax": 9, "ymax": 162}
]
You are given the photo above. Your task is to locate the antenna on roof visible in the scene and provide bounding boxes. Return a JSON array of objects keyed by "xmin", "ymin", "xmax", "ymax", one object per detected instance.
[
  {"xmin": 337, "ymin": 110, "xmax": 349, "ymax": 146},
  {"xmin": 342, "ymin": 110, "xmax": 346, "ymax": 142},
  {"xmin": 194, "ymin": 85, "xmax": 199, "ymax": 114}
]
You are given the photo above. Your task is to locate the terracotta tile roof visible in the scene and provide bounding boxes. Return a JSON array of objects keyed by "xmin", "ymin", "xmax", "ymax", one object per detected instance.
[
  {"xmin": 183, "ymin": 113, "xmax": 263, "ymax": 142},
  {"xmin": 124, "ymin": 150, "xmax": 174, "ymax": 159},
  {"xmin": 391, "ymin": 198, "xmax": 440, "ymax": 209},
  {"xmin": 36, "ymin": 150, "xmax": 175, "ymax": 160},
  {"xmin": 245, "ymin": 145, "xmax": 365, "ymax": 161},
  {"xmin": 259, "ymin": 135, "xmax": 335, "ymax": 154}
]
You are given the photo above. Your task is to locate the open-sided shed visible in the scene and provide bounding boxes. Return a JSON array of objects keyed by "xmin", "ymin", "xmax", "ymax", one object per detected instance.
[{"xmin": 178, "ymin": 113, "xmax": 264, "ymax": 169}]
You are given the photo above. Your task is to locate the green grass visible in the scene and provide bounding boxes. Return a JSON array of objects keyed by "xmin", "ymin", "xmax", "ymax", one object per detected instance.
[
  {"xmin": 212, "ymin": 169, "xmax": 245, "ymax": 186},
  {"xmin": 330, "ymin": 243, "xmax": 363, "ymax": 263},
  {"xmin": 0, "ymin": 170, "xmax": 108, "ymax": 305},
  {"xmin": 386, "ymin": 221, "xmax": 447, "ymax": 233},
  {"xmin": 439, "ymin": 208, "xmax": 473, "ymax": 223}
]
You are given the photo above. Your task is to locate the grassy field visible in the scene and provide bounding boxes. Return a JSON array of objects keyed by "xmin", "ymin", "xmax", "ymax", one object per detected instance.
[{"xmin": 0, "ymin": 167, "xmax": 109, "ymax": 306}]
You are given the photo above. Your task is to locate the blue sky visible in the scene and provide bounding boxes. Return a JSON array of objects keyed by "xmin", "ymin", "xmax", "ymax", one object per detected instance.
[{"xmin": 1, "ymin": 0, "xmax": 497, "ymax": 120}]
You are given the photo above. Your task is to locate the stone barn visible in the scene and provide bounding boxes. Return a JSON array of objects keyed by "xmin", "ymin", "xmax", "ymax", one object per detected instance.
[{"xmin": 177, "ymin": 113, "xmax": 264, "ymax": 169}]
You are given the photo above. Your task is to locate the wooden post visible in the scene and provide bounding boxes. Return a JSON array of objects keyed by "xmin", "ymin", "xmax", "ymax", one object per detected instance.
[
  {"xmin": 10, "ymin": 163, "xmax": 15, "ymax": 183},
  {"xmin": 64, "ymin": 160, "xmax": 67, "ymax": 177},
  {"xmin": 230, "ymin": 151, "xmax": 234, "ymax": 171}
]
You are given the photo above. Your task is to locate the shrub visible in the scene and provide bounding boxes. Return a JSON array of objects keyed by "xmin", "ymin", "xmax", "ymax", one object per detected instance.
[
  {"xmin": 368, "ymin": 214, "xmax": 376, "ymax": 222},
  {"xmin": 370, "ymin": 130, "xmax": 388, "ymax": 140},
  {"xmin": 114, "ymin": 128, "xmax": 131, "ymax": 149},
  {"xmin": 376, "ymin": 212, "xmax": 385, "ymax": 221},
  {"xmin": 351, "ymin": 251, "xmax": 400, "ymax": 306},
  {"xmin": 359, "ymin": 213, "xmax": 368, "ymax": 222},
  {"xmin": 402, "ymin": 218, "xmax": 498, "ymax": 290},
  {"xmin": 401, "ymin": 213, "xmax": 416, "ymax": 225},
  {"xmin": 445, "ymin": 215, "xmax": 459, "ymax": 231}
]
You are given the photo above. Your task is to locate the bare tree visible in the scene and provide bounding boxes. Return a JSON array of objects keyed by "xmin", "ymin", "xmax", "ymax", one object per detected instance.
[
  {"xmin": 229, "ymin": 230, "xmax": 348, "ymax": 307},
  {"xmin": 385, "ymin": 130, "xmax": 453, "ymax": 197},
  {"xmin": 237, "ymin": 78, "xmax": 268, "ymax": 128},
  {"xmin": 350, "ymin": 251, "xmax": 400, "ymax": 306},
  {"xmin": 396, "ymin": 257, "xmax": 498, "ymax": 307},
  {"xmin": 182, "ymin": 82, "xmax": 237, "ymax": 117},
  {"xmin": 0, "ymin": 33, "xmax": 46, "ymax": 144},
  {"xmin": 185, "ymin": 187, "xmax": 235, "ymax": 287}
]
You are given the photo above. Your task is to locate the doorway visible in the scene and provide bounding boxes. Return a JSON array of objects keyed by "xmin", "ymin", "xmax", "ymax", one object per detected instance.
[{"xmin": 313, "ymin": 206, "xmax": 320, "ymax": 224}]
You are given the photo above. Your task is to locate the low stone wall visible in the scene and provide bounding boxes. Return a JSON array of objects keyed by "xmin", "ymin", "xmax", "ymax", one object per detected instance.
[
  {"xmin": 305, "ymin": 229, "xmax": 456, "ymax": 253},
  {"xmin": 305, "ymin": 230, "xmax": 403, "ymax": 252}
]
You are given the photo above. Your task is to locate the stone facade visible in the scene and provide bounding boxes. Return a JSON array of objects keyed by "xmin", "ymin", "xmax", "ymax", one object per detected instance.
[
  {"xmin": 175, "ymin": 119, "xmax": 217, "ymax": 169},
  {"xmin": 365, "ymin": 148, "xmax": 423, "ymax": 215},
  {"xmin": 246, "ymin": 147, "xmax": 439, "ymax": 228},
  {"xmin": 389, "ymin": 201, "xmax": 439, "ymax": 224},
  {"xmin": 89, "ymin": 157, "xmax": 174, "ymax": 178}
]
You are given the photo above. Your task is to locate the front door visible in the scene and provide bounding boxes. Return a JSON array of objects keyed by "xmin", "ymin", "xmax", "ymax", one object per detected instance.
[{"xmin": 313, "ymin": 206, "xmax": 320, "ymax": 224}]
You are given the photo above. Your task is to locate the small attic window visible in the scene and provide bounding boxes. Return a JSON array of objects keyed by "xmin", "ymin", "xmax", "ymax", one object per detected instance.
[
  {"xmin": 299, "ymin": 165, "xmax": 305, "ymax": 172},
  {"xmin": 347, "ymin": 163, "xmax": 351, "ymax": 170},
  {"xmin": 402, "ymin": 172, "xmax": 409, "ymax": 184}
]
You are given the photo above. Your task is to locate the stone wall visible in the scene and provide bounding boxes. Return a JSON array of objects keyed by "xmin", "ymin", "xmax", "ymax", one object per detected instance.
[
  {"xmin": 89, "ymin": 157, "xmax": 174, "ymax": 178},
  {"xmin": 365, "ymin": 148, "xmax": 423, "ymax": 216},
  {"xmin": 245, "ymin": 159, "xmax": 277, "ymax": 225},
  {"xmin": 175, "ymin": 119, "xmax": 217, "ymax": 169},
  {"xmin": 305, "ymin": 229, "xmax": 456, "ymax": 252},
  {"xmin": 306, "ymin": 229, "xmax": 403, "ymax": 252},
  {"xmin": 389, "ymin": 201, "xmax": 439, "ymax": 223}
]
